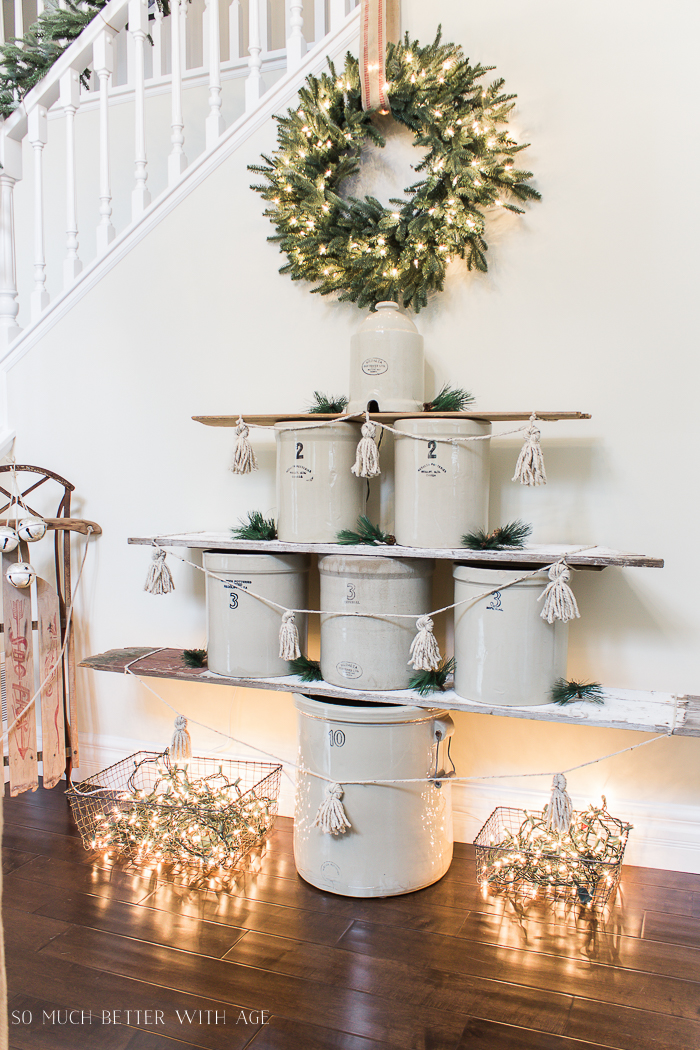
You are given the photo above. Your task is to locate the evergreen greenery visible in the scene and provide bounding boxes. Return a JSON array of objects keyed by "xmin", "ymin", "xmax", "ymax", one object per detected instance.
[
  {"xmin": 550, "ymin": 679, "xmax": 605, "ymax": 706},
  {"xmin": 289, "ymin": 656, "xmax": 324, "ymax": 681},
  {"xmin": 337, "ymin": 515, "xmax": 396, "ymax": 545},
  {"xmin": 183, "ymin": 648, "xmax": 207, "ymax": 668},
  {"xmin": 462, "ymin": 520, "xmax": 532, "ymax": 550},
  {"xmin": 307, "ymin": 391, "xmax": 349, "ymax": 414},
  {"xmin": 231, "ymin": 511, "xmax": 278, "ymax": 541},
  {"xmin": 410, "ymin": 657, "xmax": 455, "ymax": 696},
  {"xmin": 0, "ymin": 0, "xmax": 108, "ymax": 118},
  {"xmin": 250, "ymin": 28, "xmax": 539, "ymax": 311},
  {"xmin": 423, "ymin": 384, "xmax": 475, "ymax": 412},
  {"xmin": 0, "ymin": 0, "xmax": 173, "ymax": 118}
]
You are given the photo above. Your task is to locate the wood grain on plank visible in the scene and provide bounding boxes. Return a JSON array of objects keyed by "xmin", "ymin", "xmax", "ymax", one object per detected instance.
[
  {"xmin": 36, "ymin": 578, "xmax": 65, "ymax": 790},
  {"xmin": 3, "ymin": 554, "xmax": 38, "ymax": 795},
  {"xmin": 192, "ymin": 411, "xmax": 593, "ymax": 426}
]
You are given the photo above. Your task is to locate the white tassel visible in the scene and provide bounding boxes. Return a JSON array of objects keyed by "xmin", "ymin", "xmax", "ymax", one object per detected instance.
[
  {"xmin": 408, "ymin": 615, "xmax": 442, "ymax": 671},
  {"xmin": 144, "ymin": 548, "xmax": 175, "ymax": 595},
  {"xmin": 545, "ymin": 772, "xmax": 573, "ymax": 834},
  {"xmin": 313, "ymin": 782, "xmax": 351, "ymax": 836},
  {"xmin": 538, "ymin": 560, "xmax": 580, "ymax": 624},
  {"xmin": 279, "ymin": 610, "xmax": 301, "ymax": 660},
  {"xmin": 512, "ymin": 413, "xmax": 547, "ymax": 486},
  {"xmin": 351, "ymin": 415, "xmax": 381, "ymax": 479},
  {"xmin": 169, "ymin": 715, "xmax": 192, "ymax": 761},
  {"xmin": 231, "ymin": 416, "xmax": 258, "ymax": 475}
]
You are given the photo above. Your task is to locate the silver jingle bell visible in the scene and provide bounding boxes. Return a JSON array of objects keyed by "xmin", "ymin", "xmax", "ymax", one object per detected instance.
[
  {"xmin": 17, "ymin": 516, "xmax": 48, "ymax": 543},
  {"xmin": 6, "ymin": 561, "xmax": 36, "ymax": 589},
  {"xmin": 0, "ymin": 525, "xmax": 19, "ymax": 552}
]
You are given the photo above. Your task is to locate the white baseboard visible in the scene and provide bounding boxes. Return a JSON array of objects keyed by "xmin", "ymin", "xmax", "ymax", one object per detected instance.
[{"xmin": 71, "ymin": 736, "xmax": 700, "ymax": 875}]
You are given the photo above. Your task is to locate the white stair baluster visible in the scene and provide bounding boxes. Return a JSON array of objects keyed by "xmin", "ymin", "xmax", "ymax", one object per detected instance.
[
  {"xmin": 129, "ymin": 0, "xmax": 151, "ymax": 217},
  {"xmin": 244, "ymin": 0, "xmax": 263, "ymax": 111},
  {"xmin": 228, "ymin": 0, "xmax": 240, "ymax": 59},
  {"xmin": 60, "ymin": 69, "xmax": 82, "ymax": 286},
  {"xmin": 205, "ymin": 0, "xmax": 224, "ymax": 148},
  {"xmin": 0, "ymin": 2, "xmax": 5, "ymax": 46},
  {"xmin": 329, "ymin": 0, "xmax": 346, "ymax": 32},
  {"xmin": 286, "ymin": 0, "xmax": 306, "ymax": 72},
  {"xmin": 168, "ymin": 0, "xmax": 188, "ymax": 182},
  {"xmin": 94, "ymin": 29, "xmax": 116, "ymax": 253},
  {"xmin": 0, "ymin": 136, "xmax": 22, "ymax": 347},
  {"xmin": 313, "ymin": 0, "xmax": 325, "ymax": 45},
  {"xmin": 152, "ymin": 2, "xmax": 164, "ymax": 78},
  {"xmin": 36, "ymin": 0, "xmax": 44, "ymax": 13},
  {"xmin": 13, "ymin": 0, "xmax": 23, "ymax": 38},
  {"xmin": 28, "ymin": 106, "xmax": 49, "ymax": 321}
]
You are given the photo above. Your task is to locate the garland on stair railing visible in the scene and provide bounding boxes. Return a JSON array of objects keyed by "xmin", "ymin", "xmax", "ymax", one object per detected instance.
[
  {"xmin": 0, "ymin": 0, "xmax": 173, "ymax": 119},
  {"xmin": 0, "ymin": 0, "xmax": 108, "ymax": 118}
]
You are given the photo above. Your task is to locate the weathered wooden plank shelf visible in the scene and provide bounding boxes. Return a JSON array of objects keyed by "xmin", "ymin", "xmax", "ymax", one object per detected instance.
[
  {"xmin": 81, "ymin": 647, "xmax": 698, "ymax": 737},
  {"xmin": 193, "ymin": 410, "xmax": 592, "ymax": 426},
  {"xmin": 127, "ymin": 533, "xmax": 664, "ymax": 569}
]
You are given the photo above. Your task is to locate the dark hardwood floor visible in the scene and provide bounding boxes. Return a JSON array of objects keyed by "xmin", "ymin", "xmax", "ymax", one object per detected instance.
[{"xmin": 3, "ymin": 782, "xmax": 700, "ymax": 1050}]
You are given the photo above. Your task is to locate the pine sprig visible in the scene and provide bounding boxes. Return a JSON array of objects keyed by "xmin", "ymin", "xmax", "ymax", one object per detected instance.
[
  {"xmin": 424, "ymin": 385, "xmax": 475, "ymax": 412},
  {"xmin": 337, "ymin": 515, "xmax": 396, "ymax": 546},
  {"xmin": 307, "ymin": 391, "xmax": 349, "ymax": 414},
  {"xmin": 550, "ymin": 679, "xmax": 605, "ymax": 706},
  {"xmin": 410, "ymin": 658, "xmax": 455, "ymax": 696},
  {"xmin": 462, "ymin": 520, "xmax": 532, "ymax": 550},
  {"xmin": 183, "ymin": 649, "xmax": 207, "ymax": 668},
  {"xmin": 289, "ymin": 656, "xmax": 323, "ymax": 682},
  {"xmin": 250, "ymin": 29, "xmax": 540, "ymax": 311},
  {"xmin": 231, "ymin": 511, "xmax": 277, "ymax": 541}
]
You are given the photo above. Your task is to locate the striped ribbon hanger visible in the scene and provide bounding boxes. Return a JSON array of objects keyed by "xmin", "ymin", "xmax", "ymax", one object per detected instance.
[{"xmin": 360, "ymin": 0, "xmax": 400, "ymax": 112}]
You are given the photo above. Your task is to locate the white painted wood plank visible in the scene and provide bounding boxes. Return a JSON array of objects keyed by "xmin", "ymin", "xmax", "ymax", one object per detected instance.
[
  {"xmin": 81, "ymin": 648, "xmax": 698, "ymax": 736},
  {"xmin": 126, "ymin": 533, "xmax": 664, "ymax": 568}
]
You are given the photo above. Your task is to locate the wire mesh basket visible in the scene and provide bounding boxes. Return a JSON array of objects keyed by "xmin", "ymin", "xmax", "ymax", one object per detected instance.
[
  {"xmin": 67, "ymin": 752, "xmax": 282, "ymax": 871},
  {"xmin": 474, "ymin": 805, "xmax": 631, "ymax": 907}
]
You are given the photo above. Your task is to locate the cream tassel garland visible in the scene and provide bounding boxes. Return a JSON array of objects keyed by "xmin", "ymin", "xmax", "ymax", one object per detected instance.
[
  {"xmin": 545, "ymin": 773, "xmax": 573, "ymax": 834},
  {"xmin": 351, "ymin": 415, "xmax": 381, "ymax": 479},
  {"xmin": 169, "ymin": 715, "xmax": 192, "ymax": 761},
  {"xmin": 231, "ymin": 417, "xmax": 258, "ymax": 475},
  {"xmin": 538, "ymin": 560, "xmax": 580, "ymax": 624},
  {"xmin": 408, "ymin": 616, "xmax": 442, "ymax": 671},
  {"xmin": 279, "ymin": 610, "xmax": 301, "ymax": 660},
  {"xmin": 512, "ymin": 413, "xmax": 547, "ymax": 486},
  {"xmin": 144, "ymin": 548, "xmax": 175, "ymax": 594},
  {"xmin": 313, "ymin": 782, "xmax": 351, "ymax": 835}
]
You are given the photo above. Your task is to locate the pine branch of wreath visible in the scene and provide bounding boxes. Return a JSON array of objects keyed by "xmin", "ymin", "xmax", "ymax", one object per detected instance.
[{"xmin": 250, "ymin": 30, "xmax": 540, "ymax": 310}]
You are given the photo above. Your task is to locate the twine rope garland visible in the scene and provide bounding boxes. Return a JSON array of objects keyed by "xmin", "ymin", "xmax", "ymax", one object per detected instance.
[
  {"xmin": 147, "ymin": 544, "xmax": 594, "ymax": 627},
  {"xmin": 122, "ymin": 654, "xmax": 676, "ymax": 788}
]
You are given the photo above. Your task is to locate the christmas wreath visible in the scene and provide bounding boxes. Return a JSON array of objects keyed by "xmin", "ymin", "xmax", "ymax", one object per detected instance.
[{"xmin": 250, "ymin": 29, "xmax": 540, "ymax": 311}]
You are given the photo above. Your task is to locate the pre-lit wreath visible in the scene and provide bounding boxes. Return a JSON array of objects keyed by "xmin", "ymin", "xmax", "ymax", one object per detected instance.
[{"xmin": 250, "ymin": 30, "xmax": 540, "ymax": 311}]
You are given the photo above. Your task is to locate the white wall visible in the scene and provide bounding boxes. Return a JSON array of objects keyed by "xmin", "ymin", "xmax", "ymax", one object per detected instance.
[{"xmin": 6, "ymin": 0, "xmax": 700, "ymax": 871}]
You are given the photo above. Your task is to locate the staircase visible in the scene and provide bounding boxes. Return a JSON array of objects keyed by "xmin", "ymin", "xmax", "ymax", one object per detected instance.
[{"xmin": 0, "ymin": 0, "xmax": 361, "ymax": 447}]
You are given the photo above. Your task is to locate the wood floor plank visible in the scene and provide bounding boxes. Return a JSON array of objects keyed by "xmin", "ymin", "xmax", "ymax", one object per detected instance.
[
  {"xmin": 456, "ymin": 906, "xmax": 700, "ymax": 980},
  {"xmin": 33, "ymin": 890, "xmax": 248, "ymax": 957},
  {"xmin": 141, "ymin": 883, "xmax": 353, "ymax": 947},
  {"xmin": 6, "ymin": 991, "xmax": 134, "ymax": 1050},
  {"xmin": 641, "ymin": 910, "xmax": 700, "ymax": 949},
  {"xmin": 244, "ymin": 1015, "xmax": 401, "ymax": 1050},
  {"xmin": 37, "ymin": 926, "xmax": 467, "ymax": 1050},
  {"xmin": 124, "ymin": 1032, "xmax": 226, "ymax": 1050},
  {"xmin": 6, "ymin": 949, "xmax": 263, "ymax": 1050},
  {"xmin": 3, "ymin": 821, "xmax": 93, "ymax": 862},
  {"xmin": 566, "ymin": 996, "xmax": 700, "ymax": 1050},
  {"xmin": 337, "ymin": 920, "xmax": 700, "ymax": 1020},
  {"xmin": 619, "ymin": 865, "xmax": 700, "ymax": 892},
  {"xmin": 3, "ymin": 847, "xmax": 39, "ymax": 875},
  {"xmin": 455, "ymin": 1017, "xmax": 607, "ymax": 1050},
  {"xmin": 4, "ymin": 855, "xmax": 162, "ymax": 905},
  {"xmin": 221, "ymin": 930, "xmax": 574, "ymax": 1035},
  {"xmin": 3, "ymin": 904, "xmax": 71, "ymax": 952}
]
